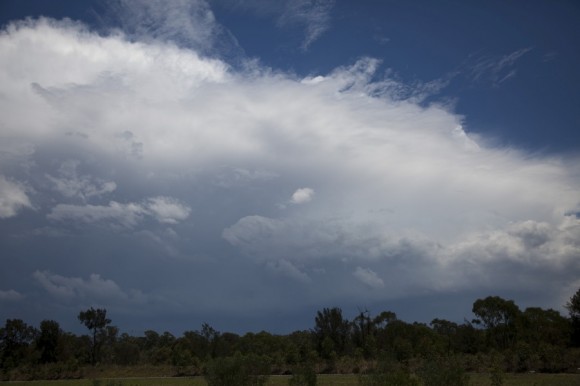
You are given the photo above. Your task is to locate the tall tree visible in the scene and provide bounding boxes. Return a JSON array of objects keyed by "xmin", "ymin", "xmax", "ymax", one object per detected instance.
[
  {"xmin": 566, "ymin": 287, "xmax": 580, "ymax": 346},
  {"xmin": 313, "ymin": 307, "xmax": 350, "ymax": 358},
  {"xmin": 472, "ymin": 296, "xmax": 521, "ymax": 350},
  {"xmin": 0, "ymin": 319, "xmax": 37, "ymax": 370},
  {"xmin": 37, "ymin": 320, "xmax": 61, "ymax": 364},
  {"xmin": 78, "ymin": 307, "xmax": 111, "ymax": 365}
]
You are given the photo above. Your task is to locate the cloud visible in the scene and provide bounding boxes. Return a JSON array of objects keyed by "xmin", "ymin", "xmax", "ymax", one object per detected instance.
[
  {"xmin": 46, "ymin": 159, "xmax": 116, "ymax": 201},
  {"xmin": 0, "ymin": 289, "xmax": 25, "ymax": 301},
  {"xmin": 266, "ymin": 259, "xmax": 311, "ymax": 283},
  {"xmin": 47, "ymin": 197, "xmax": 191, "ymax": 228},
  {"xmin": 0, "ymin": 175, "xmax": 32, "ymax": 218},
  {"xmin": 467, "ymin": 47, "xmax": 533, "ymax": 86},
  {"xmin": 353, "ymin": 267, "xmax": 384, "ymax": 289},
  {"xmin": 105, "ymin": 0, "xmax": 243, "ymax": 58},
  {"xmin": 33, "ymin": 270, "xmax": 146, "ymax": 304},
  {"xmin": 0, "ymin": 17, "xmax": 578, "ymax": 322},
  {"xmin": 145, "ymin": 196, "xmax": 191, "ymax": 224},
  {"xmin": 222, "ymin": 0, "xmax": 334, "ymax": 51},
  {"xmin": 48, "ymin": 201, "xmax": 147, "ymax": 228},
  {"xmin": 278, "ymin": 0, "xmax": 335, "ymax": 50},
  {"xmin": 290, "ymin": 187, "xmax": 314, "ymax": 204}
]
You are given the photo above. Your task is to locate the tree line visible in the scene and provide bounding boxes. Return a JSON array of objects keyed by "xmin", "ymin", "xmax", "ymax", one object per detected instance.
[{"xmin": 2, "ymin": 289, "xmax": 580, "ymax": 381}]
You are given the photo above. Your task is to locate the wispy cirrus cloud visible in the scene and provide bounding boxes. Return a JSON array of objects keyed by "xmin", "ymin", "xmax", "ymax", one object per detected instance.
[
  {"xmin": 466, "ymin": 47, "xmax": 533, "ymax": 86},
  {"xmin": 219, "ymin": 0, "xmax": 335, "ymax": 51},
  {"xmin": 104, "ymin": 0, "xmax": 243, "ymax": 59},
  {"xmin": 278, "ymin": 0, "xmax": 335, "ymax": 51}
]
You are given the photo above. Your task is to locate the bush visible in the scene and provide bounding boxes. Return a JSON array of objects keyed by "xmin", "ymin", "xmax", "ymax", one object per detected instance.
[
  {"xmin": 418, "ymin": 356, "xmax": 469, "ymax": 386},
  {"xmin": 289, "ymin": 362, "xmax": 317, "ymax": 386},
  {"xmin": 358, "ymin": 360, "xmax": 419, "ymax": 386},
  {"xmin": 205, "ymin": 354, "xmax": 270, "ymax": 386}
]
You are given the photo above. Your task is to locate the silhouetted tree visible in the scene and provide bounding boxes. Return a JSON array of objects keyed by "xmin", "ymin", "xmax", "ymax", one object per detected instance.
[
  {"xmin": 313, "ymin": 307, "xmax": 350, "ymax": 358},
  {"xmin": 472, "ymin": 296, "xmax": 520, "ymax": 350},
  {"xmin": 37, "ymin": 320, "xmax": 61, "ymax": 364},
  {"xmin": 566, "ymin": 287, "xmax": 580, "ymax": 346},
  {"xmin": 0, "ymin": 319, "xmax": 37, "ymax": 370},
  {"xmin": 77, "ymin": 307, "xmax": 111, "ymax": 365}
]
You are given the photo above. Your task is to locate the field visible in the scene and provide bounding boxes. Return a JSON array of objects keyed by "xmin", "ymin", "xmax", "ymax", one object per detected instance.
[{"xmin": 2, "ymin": 373, "xmax": 580, "ymax": 386}]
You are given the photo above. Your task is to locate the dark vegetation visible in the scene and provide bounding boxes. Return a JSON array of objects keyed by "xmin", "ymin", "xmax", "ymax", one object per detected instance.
[{"xmin": 2, "ymin": 289, "xmax": 580, "ymax": 382}]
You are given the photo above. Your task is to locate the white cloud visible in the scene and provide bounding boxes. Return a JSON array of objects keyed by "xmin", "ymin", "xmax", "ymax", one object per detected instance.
[
  {"xmin": 290, "ymin": 187, "xmax": 314, "ymax": 204},
  {"xmin": 48, "ymin": 201, "xmax": 147, "ymax": 228},
  {"xmin": 106, "ymin": 0, "xmax": 242, "ymax": 58},
  {"xmin": 467, "ymin": 47, "xmax": 533, "ymax": 86},
  {"xmin": 145, "ymin": 196, "xmax": 191, "ymax": 224},
  {"xmin": 0, "ymin": 289, "xmax": 25, "ymax": 301},
  {"xmin": 278, "ymin": 0, "xmax": 335, "ymax": 50},
  {"xmin": 46, "ymin": 159, "xmax": 116, "ymax": 200},
  {"xmin": 222, "ymin": 0, "xmax": 335, "ymax": 51},
  {"xmin": 0, "ymin": 175, "xmax": 32, "ymax": 218},
  {"xmin": 33, "ymin": 270, "xmax": 146, "ymax": 303},
  {"xmin": 0, "ymin": 18, "xmax": 579, "ymax": 313},
  {"xmin": 47, "ymin": 197, "xmax": 191, "ymax": 228},
  {"xmin": 353, "ymin": 267, "xmax": 384, "ymax": 289}
]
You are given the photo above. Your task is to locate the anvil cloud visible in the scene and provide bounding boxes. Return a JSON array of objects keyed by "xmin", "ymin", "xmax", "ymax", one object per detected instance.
[{"xmin": 0, "ymin": 4, "xmax": 579, "ymax": 333}]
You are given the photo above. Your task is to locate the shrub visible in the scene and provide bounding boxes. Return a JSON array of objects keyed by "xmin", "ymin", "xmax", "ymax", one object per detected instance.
[
  {"xmin": 358, "ymin": 360, "xmax": 419, "ymax": 386},
  {"xmin": 205, "ymin": 354, "xmax": 270, "ymax": 386},
  {"xmin": 289, "ymin": 362, "xmax": 317, "ymax": 386},
  {"xmin": 417, "ymin": 356, "xmax": 469, "ymax": 386}
]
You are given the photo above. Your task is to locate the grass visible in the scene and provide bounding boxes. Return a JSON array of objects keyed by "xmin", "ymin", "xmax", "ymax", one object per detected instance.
[{"xmin": 1, "ymin": 373, "xmax": 580, "ymax": 386}]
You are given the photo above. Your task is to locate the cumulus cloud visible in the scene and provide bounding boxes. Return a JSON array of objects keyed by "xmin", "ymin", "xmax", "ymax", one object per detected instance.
[
  {"xmin": 0, "ymin": 289, "xmax": 25, "ymax": 301},
  {"xmin": 353, "ymin": 267, "xmax": 385, "ymax": 289},
  {"xmin": 290, "ymin": 187, "xmax": 314, "ymax": 204},
  {"xmin": 0, "ymin": 175, "xmax": 32, "ymax": 218},
  {"xmin": 33, "ymin": 270, "xmax": 146, "ymax": 303},
  {"xmin": 145, "ymin": 196, "xmax": 191, "ymax": 224}
]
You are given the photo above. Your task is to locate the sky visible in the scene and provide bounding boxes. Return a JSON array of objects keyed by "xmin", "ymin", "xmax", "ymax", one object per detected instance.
[{"xmin": 0, "ymin": 0, "xmax": 579, "ymax": 335}]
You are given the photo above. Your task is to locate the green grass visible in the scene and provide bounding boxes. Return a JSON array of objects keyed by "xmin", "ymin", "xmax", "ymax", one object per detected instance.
[{"xmin": 2, "ymin": 373, "xmax": 580, "ymax": 386}]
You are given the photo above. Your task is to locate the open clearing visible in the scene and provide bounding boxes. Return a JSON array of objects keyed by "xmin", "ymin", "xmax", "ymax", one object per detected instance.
[{"xmin": 2, "ymin": 373, "xmax": 580, "ymax": 386}]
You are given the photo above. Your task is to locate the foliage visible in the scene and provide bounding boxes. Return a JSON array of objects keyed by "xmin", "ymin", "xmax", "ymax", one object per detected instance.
[
  {"xmin": 204, "ymin": 353, "xmax": 270, "ymax": 386},
  {"xmin": 417, "ymin": 356, "xmax": 469, "ymax": 386},
  {"xmin": 472, "ymin": 296, "xmax": 520, "ymax": 350},
  {"xmin": 3, "ymin": 288, "xmax": 580, "ymax": 381},
  {"xmin": 313, "ymin": 307, "xmax": 350, "ymax": 359},
  {"xmin": 289, "ymin": 362, "xmax": 317, "ymax": 386},
  {"xmin": 358, "ymin": 359, "xmax": 419, "ymax": 386},
  {"xmin": 78, "ymin": 307, "xmax": 112, "ymax": 365}
]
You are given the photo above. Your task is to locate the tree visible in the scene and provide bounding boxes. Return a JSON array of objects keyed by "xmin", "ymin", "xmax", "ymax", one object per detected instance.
[
  {"xmin": 0, "ymin": 319, "xmax": 37, "ymax": 370},
  {"xmin": 565, "ymin": 287, "xmax": 580, "ymax": 346},
  {"xmin": 312, "ymin": 307, "xmax": 350, "ymax": 358},
  {"xmin": 472, "ymin": 296, "xmax": 521, "ymax": 350},
  {"xmin": 77, "ymin": 307, "xmax": 111, "ymax": 365},
  {"xmin": 37, "ymin": 320, "xmax": 61, "ymax": 364},
  {"xmin": 566, "ymin": 287, "xmax": 580, "ymax": 319}
]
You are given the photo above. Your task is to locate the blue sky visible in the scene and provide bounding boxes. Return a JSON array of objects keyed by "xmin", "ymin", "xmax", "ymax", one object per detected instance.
[{"xmin": 0, "ymin": 0, "xmax": 579, "ymax": 335}]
